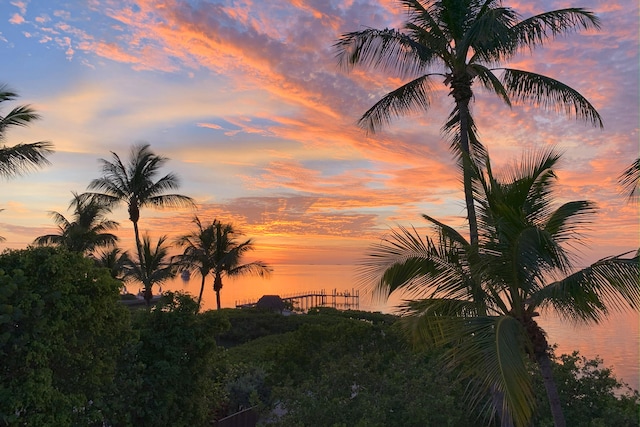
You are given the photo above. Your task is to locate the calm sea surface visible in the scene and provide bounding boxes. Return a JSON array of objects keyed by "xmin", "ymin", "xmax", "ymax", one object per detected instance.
[{"xmin": 161, "ymin": 264, "xmax": 639, "ymax": 391}]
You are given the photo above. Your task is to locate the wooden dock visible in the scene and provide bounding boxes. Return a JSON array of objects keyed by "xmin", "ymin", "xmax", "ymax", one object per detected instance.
[{"xmin": 236, "ymin": 288, "xmax": 360, "ymax": 311}]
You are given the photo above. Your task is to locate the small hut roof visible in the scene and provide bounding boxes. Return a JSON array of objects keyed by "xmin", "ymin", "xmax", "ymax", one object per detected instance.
[{"xmin": 256, "ymin": 294, "xmax": 285, "ymax": 311}]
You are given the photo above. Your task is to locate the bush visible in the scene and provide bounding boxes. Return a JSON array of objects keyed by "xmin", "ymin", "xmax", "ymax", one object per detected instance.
[
  {"xmin": 104, "ymin": 292, "xmax": 230, "ymax": 426},
  {"xmin": 533, "ymin": 350, "xmax": 640, "ymax": 427},
  {"xmin": 0, "ymin": 246, "xmax": 133, "ymax": 425}
]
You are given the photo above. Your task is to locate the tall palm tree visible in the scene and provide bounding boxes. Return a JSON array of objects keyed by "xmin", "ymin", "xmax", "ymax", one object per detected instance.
[
  {"xmin": 85, "ymin": 143, "xmax": 194, "ymax": 270},
  {"xmin": 618, "ymin": 158, "xmax": 640, "ymax": 202},
  {"xmin": 335, "ymin": 0, "xmax": 602, "ymax": 245},
  {"xmin": 176, "ymin": 218, "xmax": 271, "ymax": 310},
  {"xmin": 360, "ymin": 149, "xmax": 639, "ymax": 427},
  {"xmin": 123, "ymin": 234, "xmax": 176, "ymax": 306},
  {"xmin": 0, "ymin": 84, "xmax": 53, "ymax": 179},
  {"xmin": 33, "ymin": 192, "xmax": 119, "ymax": 255}
]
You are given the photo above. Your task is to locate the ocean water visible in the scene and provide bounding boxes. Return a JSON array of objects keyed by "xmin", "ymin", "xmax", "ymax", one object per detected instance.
[{"xmin": 160, "ymin": 264, "xmax": 639, "ymax": 391}]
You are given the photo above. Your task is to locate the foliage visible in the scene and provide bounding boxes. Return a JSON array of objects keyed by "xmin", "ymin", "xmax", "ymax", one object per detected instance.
[
  {"xmin": 217, "ymin": 308, "xmax": 308, "ymax": 347},
  {"xmin": 175, "ymin": 217, "xmax": 271, "ymax": 310},
  {"xmin": 219, "ymin": 309, "xmax": 640, "ymax": 427},
  {"xmin": 335, "ymin": 0, "xmax": 602, "ymax": 246},
  {"xmin": 359, "ymin": 149, "xmax": 640, "ymax": 427},
  {"xmin": 92, "ymin": 246, "xmax": 131, "ymax": 282},
  {"xmin": 532, "ymin": 350, "xmax": 640, "ymax": 427},
  {"xmin": 222, "ymin": 310, "xmax": 476, "ymax": 426},
  {"xmin": 86, "ymin": 143, "xmax": 194, "ymax": 286},
  {"xmin": 104, "ymin": 292, "xmax": 230, "ymax": 426},
  {"xmin": 0, "ymin": 84, "xmax": 53, "ymax": 180},
  {"xmin": 33, "ymin": 191, "xmax": 119, "ymax": 254},
  {"xmin": 123, "ymin": 234, "xmax": 176, "ymax": 305},
  {"xmin": 618, "ymin": 158, "xmax": 640, "ymax": 202},
  {"xmin": 0, "ymin": 246, "xmax": 133, "ymax": 426}
]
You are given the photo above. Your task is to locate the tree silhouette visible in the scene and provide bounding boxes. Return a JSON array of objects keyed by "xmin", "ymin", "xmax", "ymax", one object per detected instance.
[
  {"xmin": 335, "ymin": 0, "xmax": 602, "ymax": 245},
  {"xmin": 86, "ymin": 143, "xmax": 194, "ymax": 273},
  {"xmin": 34, "ymin": 192, "xmax": 119, "ymax": 255},
  {"xmin": 176, "ymin": 217, "xmax": 271, "ymax": 310},
  {"xmin": 0, "ymin": 84, "xmax": 53, "ymax": 179}
]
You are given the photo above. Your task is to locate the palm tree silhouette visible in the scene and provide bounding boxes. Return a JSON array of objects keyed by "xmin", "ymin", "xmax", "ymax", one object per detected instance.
[
  {"xmin": 86, "ymin": 143, "xmax": 194, "ymax": 271},
  {"xmin": 123, "ymin": 234, "xmax": 176, "ymax": 305},
  {"xmin": 0, "ymin": 84, "xmax": 53, "ymax": 242},
  {"xmin": 92, "ymin": 247, "xmax": 131, "ymax": 282},
  {"xmin": 335, "ymin": 0, "xmax": 602, "ymax": 245},
  {"xmin": 174, "ymin": 216, "xmax": 218, "ymax": 310},
  {"xmin": 176, "ymin": 217, "xmax": 271, "ymax": 310},
  {"xmin": 0, "ymin": 84, "xmax": 53, "ymax": 179},
  {"xmin": 34, "ymin": 192, "xmax": 119, "ymax": 255},
  {"xmin": 360, "ymin": 149, "xmax": 639, "ymax": 426}
]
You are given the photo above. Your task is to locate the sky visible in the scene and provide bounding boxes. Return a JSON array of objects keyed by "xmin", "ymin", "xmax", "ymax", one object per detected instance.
[{"xmin": 1, "ymin": 0, "xmax": 638, "ymax": 268}]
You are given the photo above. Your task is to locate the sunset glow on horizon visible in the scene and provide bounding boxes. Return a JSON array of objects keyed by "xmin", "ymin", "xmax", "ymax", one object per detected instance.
[{"xmin": 1, "ymin": 0, "xmax": 638, "ymax": 271}]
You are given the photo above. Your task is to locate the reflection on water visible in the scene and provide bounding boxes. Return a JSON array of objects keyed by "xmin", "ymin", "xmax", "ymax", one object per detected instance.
[
  {"xmin": 162, "ymin": 264, "xmax": 639, "ymax": 391},
  {"xmin": 537, "ymin": 309, "xmax": 639, "ymax": 392}
]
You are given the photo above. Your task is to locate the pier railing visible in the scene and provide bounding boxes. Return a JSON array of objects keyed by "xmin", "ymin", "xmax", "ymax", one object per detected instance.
[{"xmin": 236, "ymin": 288, "xmax": 359, "ymax": 311}]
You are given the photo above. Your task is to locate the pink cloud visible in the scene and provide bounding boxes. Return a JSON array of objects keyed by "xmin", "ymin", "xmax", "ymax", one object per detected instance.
[{"xmin": 9, "ymin": 13, "xmax": 25, "ymax": 25}]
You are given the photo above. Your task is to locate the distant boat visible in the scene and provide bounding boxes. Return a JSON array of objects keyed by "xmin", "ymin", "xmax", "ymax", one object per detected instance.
[{"xmin": 180, "ymin": 270, "xmax": 191, "ymax": 281}]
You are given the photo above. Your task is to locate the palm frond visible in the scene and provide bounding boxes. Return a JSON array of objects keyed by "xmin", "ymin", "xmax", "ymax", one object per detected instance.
[
  {"xmin": 500, "ymin": 68, "xmax": 603, "ymax": 127},
  {"xmin": 466, "ymin": 315, "xmax": 534, "ymax": 427},
  {"xmin": 360, "ymin": 225, "xmax": 456, "ymax": 299},
  {"xmin": 228, "ymin": 261, "xmax": 272, "ymax": 278},
  {"xmin": 335, "ymin": 28, "xmax": 439, "ymax": 78},
  {"xmin": 402, "ymin": 304, "xmax": 535, "ymax": 427},
  {"xmin": 469, "ymin": 63, "xmax": 511, "ymax": 106},
  {"xmin": 33, "ymin": 234, "xmax": 64, "ymax": 247},
  {"xmin": 510, "ymin": 8, "xmax": 600, "ymax": 52},
  {"xmin": 0, "ymin": 105, "xmax": 41, "ymax": 133},
  {"xmin": 618, "ymin": 158, "xmax": 640, "ymax": 202},
  {"xmin": 543, "ymin": 200, "xmax": 596, "ymax": 244},
  {"xmin": 530, "ymin": 254, "xmax": 640, "ymax": 323},
  {"xmin": 466, "ymin": 6, "xmax": 519, "ymax": 63},
  {"xmin": 146, "ymin": 192, "xmax": 195, "ymax": 210},
  {"xmin": 358, "ymin": 74, "xmax": 436, "ymax": 133},
  {"xmin": 399, "ymin": 298, "xmax": 482, "ymax": 347},
  {"xmin": 0, "ymin": 142, "xmax": 53, "ymax": 179}
]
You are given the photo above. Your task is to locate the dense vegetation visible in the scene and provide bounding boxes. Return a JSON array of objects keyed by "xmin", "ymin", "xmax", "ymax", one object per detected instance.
[{"xmin": 1, "ymin": 247, "xmax": 638, "ymax": 425}]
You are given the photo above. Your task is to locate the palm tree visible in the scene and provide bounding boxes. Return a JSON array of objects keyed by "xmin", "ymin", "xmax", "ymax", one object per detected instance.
[
  {"xmin": 92, "ymin": 247, "xmax": 131, "ymax": 282},
  {"xmin": 618, "ymin": 158, "xmax": 640, "ymax": 202},
  {"xmin": 0, "ymin": 84, "xmax": 53, "ymax": 179},
  {"xmin": 176, "ymin": 218, "xmax": 271, "ymax": 310},
  {"xmin": 123, "ymin": 234, "xmax": 176, "ymax": 306},
  {"xmin": 33, "ymin": 192, "xmax": 119, "ymax": 255},
  {"xmin": 85, "ymin": 143, "xmax": 194, "ymax": 270},
  {"xmin": 359, "ymin": 149, "xmax": 639, "ymax": 427},
  {"xmin": 335, "ymin": 0, "xmax": 602, "ymax": 245},
  {"xmin": 0, "ymin": 85, "xmax": 53, "ymax": 241},
  {"xmin": 173, "ymin": 216, "xmax": 219, "ymax": 310}
]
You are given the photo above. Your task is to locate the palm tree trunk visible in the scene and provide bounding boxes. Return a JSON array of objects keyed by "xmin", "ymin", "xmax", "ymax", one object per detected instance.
[
  {"xmin": 197, "ymin": 275, "xmax": 206, "ymax": 311},
  {"xmin": 457, "ymin": 100, "xmax": 479, "ymax": 246},
  {"xmin": 215, "ymin": 290, "xmax": 221, "ymax": 310},
  {"xmin": 536, "ymin": 350, "xmax": 566, "ymax": 427},
  {"xmin": 143, "ymin": 283, "xmax": 153, "ymax": 306},
  {"xmin": 214, "ymin": 272, "xmax": 223, "ymax": 310},
  {"xmin": 132, "ymin": 219, "xmax": 145, "ymax": 271}
]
